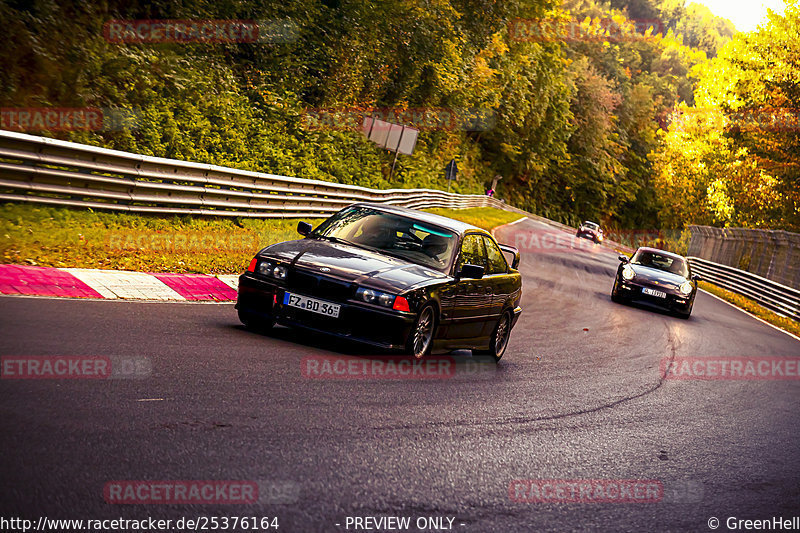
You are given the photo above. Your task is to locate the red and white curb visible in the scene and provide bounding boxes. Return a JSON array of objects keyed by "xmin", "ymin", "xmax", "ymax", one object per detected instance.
[{"xmin": 0, "ymin": 264, "xmax": 238, "ymax": 301}]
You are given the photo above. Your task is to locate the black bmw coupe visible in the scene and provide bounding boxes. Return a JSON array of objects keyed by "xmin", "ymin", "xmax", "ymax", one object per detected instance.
[
  {"xmin": 611, "ymin": 247, "xmax": 700, "ymax": 318},
  {"xmin": 236, "ymin": 203, "xmax": 523, "ymax": 360}
]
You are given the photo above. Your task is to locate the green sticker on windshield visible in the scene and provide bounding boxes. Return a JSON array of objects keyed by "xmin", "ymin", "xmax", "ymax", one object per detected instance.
[{"xmin": 413, "ymin": 224, "xmax": 454, "ymax": 238}]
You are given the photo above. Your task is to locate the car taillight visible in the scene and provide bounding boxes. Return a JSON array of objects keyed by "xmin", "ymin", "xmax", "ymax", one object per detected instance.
[
  {"xmin": 392, "ymin": 296, "xmax": 411, "ymax": 312},
  {"xmin": 247, "ymin": 257, "xmax": 258, "ymax": 272}
]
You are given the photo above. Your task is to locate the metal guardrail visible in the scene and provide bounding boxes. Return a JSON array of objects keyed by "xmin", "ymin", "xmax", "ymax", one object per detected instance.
[
  {"xmin": 688, "ymin": 225, "xmax": 799, "ymax": 291},
  {"xmin": 2, "ymin": 130, "xmax": 796, "ymax": 322},
  {"xmin": 0, "ymin": 130, "xmax": 517, "ymax": 218},
  {"xmin": 688, "ymin": 256, "xmax": 800, "ymax": 321}
]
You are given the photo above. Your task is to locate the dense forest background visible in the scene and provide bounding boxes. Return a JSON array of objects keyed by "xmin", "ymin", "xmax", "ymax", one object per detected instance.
[{"xmin": 1, "ymin": 0, "xmax": 797, "ymax": 230}]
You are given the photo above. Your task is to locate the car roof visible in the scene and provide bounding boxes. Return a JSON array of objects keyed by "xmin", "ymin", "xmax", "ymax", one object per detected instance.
[
  {"xmin": 349, "ymin": 202, "xmax": 487, "ymax": 236},
  {"xmin": 635, "ymin": 246, "xmax": 687, "ymax": 260}
]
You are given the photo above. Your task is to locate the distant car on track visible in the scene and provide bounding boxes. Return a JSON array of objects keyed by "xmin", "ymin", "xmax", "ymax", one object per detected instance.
[
  {"xmin": 611, "ymin": 247, "xmax": 700, "ymax": 318},
  {"xmin": 236, "ymin": 203, "xmax": 523, "ymax": 360},
  {"xmin": 576, "ymin": 221, "xmax": 604, "ymax": 243}
]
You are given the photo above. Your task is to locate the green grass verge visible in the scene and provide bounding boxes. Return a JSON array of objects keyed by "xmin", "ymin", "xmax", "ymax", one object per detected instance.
[
  {"xmin": 0, "ymin": 203, "xmax": 523, "ymax": 275},
  {"xmin": 424, "ymin": 207, "xmax": 524, "ymax": 232},
  {"xmin": 699, "ymin": 281, "xmax": 799, "ymax": 337}
]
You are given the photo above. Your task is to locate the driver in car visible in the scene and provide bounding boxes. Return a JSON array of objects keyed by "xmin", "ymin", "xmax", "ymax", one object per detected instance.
[
  {"xmin": 421, "ymin": 234, "xmax": 449, "ymax": 265},
  {"xmin": 352, "ymin": 219, "xmax": 397, "ymax": 249}
]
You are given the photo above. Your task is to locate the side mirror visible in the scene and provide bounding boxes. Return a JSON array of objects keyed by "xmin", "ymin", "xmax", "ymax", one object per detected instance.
[
  {"xmin": 297, "ymin": 221, "xmax": 312, "ymax": 236},
  {"xmin": 692, "ymin": 274, "xmax": 702, "ymax": 282},
  {"xmin": 459, "ymin": 264, "xmax": 485, "ymax": 280},
  {"xmin": 618, "ymin": 255, "xmax": 629, "ymax": 263},
  {"xmin": 499, "ymin": 244, "xmax": 521, "ymax": 270}
]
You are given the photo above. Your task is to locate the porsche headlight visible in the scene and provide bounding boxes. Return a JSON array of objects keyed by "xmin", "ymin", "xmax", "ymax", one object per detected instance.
[
  {"xmin": 680, "ymin": 281, "xmax": 694, "ymax": 295},
  {"xmin": 622, "ymin": 266, "xmax": 635, "ymax": 280}
]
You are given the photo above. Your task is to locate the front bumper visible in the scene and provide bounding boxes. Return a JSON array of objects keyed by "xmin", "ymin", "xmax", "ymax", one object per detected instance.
[
  {"xmin": 576, "ymin": 231, "xmax": 602, "ymax": 242},
  {"xmin": 236, "ymin": 273, "xmax": 416, "ymax": 350},
  {"xmin": 511, "ymin": 306, "xmax": 522, "ymax": 328},
  {"xmin": 616, "ymin": 279, "xmax": 693, "ymax": 312}
]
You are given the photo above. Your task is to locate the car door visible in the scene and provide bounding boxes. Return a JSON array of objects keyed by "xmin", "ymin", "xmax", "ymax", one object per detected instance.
[
  {"xmin": 448, "ymin": 233, "xmax": 493, "ymax": 340},
  {"xmin": 482, "ymin": 235, "xmax": 517, "ymax": 320}
]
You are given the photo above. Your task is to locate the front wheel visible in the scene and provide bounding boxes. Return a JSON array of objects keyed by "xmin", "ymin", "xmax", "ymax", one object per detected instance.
[
  {"xmin": 238, "ymin": 309, "xmax": 275, "ymax": 332},
  {"xmin": 406, "ymin": 304, "xmax": 436, "ymax": 359},
  {"xmin": 677, "ymin": 302, "xmax": 693, "ymax": 319},
  {"xmin": 476, "ymin": 311, "xmax": 512, "ymax": 362},
  {"xmin": 611, "ymin": 279, "xmax": 623, "ymax": 303}
]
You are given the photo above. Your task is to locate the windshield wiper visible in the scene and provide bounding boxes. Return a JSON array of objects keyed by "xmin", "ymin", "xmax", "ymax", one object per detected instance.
[{"xmin": 314, "ymin": 234, "xmax": 371, "ymax": 250}]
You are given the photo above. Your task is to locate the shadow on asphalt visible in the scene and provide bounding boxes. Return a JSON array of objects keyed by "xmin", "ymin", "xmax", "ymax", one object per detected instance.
[{"xmin": 227, "ymin": 322, "xmax": 506, "ymax": 376}]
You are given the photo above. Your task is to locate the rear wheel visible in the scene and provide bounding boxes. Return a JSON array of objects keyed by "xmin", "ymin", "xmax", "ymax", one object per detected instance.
[
  {"xmin": 406, "ymin": 304, "xmax": 436, "ymax": 359},
  {"xmin": 475, "ymin": 311, "xmax": 512, "ymax": 362}
]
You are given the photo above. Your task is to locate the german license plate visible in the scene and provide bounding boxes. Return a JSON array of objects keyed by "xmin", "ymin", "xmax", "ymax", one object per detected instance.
[
  {"xmin": 642, "ymin": 287, "xmax": 667, "ymax": 298},
  {"xmin": 283, "ymin": 292, "xmax": 341, "ymax": 318}
]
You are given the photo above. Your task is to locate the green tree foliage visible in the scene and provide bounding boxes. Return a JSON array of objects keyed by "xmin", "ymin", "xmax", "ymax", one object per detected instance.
[
  {"xmin": 675, "ymin": 3, "xmax": 736, "ymax": 58},
  {"xmin": 651, "ymin": 0, "xmax": 799, "ymax": 231},
  {"xmin": 5, "ymin": 0, "xmax": 792, "ymax": 232}
]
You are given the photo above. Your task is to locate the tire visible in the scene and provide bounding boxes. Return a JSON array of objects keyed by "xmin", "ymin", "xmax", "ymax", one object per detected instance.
[
  {"xmin": 475, "ymin": 311, "xmax": 512, "ymax": 362},
  {"xmin": 238, "ymin": 309, "xmax": 275, "ymax": 332},
  {"xmin": 406, "ymin": 304, "xmax": 436, "ymax": 359},
  {"xmin": 677, "ymin": 303, "xmax": 693, "ymax": 319},
  {"xmin": 611, "ymin": 279, "xmax": 624, "ymax": 303}
]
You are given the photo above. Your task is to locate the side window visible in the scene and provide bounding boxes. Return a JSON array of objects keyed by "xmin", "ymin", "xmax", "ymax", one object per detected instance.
[
  {"xmin": 458, "ymin": 234, "xmax": 486, "ymax": 269},
  {"xmin": 483, "ymin": 236, "xmax": 508, "ymax": 274}
]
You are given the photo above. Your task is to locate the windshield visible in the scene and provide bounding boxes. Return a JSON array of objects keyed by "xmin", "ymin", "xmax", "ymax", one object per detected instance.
[
  {"xmin": 583, "ymin": 222, "xmax": 599, "ymax": 231},
  {"xmin": 631, "ymin": 250, "xmax": 689, "ymax": 277},
  {"xmin": 311, "ymin": 207, "xmax": 458, "ymax": 271}
]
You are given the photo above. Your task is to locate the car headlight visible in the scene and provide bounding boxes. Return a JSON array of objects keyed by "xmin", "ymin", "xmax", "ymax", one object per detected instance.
[
  {"xmin": 679, "ymin": 281, "xmax": 694, "ymax": 295},
  {"xmin": 256, "ymin": 260, "xmax": 274, "ymax": 276},
  {"xmin": 622, "ymin": 266, "xmax": 635, "ymax": 280},
  {"xmin": 254, "ymin": 260, "xmax": 288, "ymax": 281},
  {"xmin": 273, "ymin": 265, "xmax": 288, "ymax": 280},
  {"xmin": 356, "ymin": 287, "xmax": 396, "ymax": 308}
]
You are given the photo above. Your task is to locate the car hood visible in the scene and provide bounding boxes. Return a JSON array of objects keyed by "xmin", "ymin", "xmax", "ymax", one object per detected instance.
[
  {"xmin": 628, "ymin": 264, "xmax": 688, "ymax": 289},
  {"xmin": 260, "ymin": 238, "xmax": 449, "ymax": 293}
]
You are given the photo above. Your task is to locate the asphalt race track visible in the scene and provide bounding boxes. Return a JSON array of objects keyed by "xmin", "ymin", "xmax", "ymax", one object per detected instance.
[{"xmin": 1, "ymin": 218, "xmax": 799, "ymax": 532}]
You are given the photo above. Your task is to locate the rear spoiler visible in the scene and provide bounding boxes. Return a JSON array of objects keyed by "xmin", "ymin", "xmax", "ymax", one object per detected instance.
[{"xmin": 498, "ymin": 244, "xmax": 521, "ymax": 270}]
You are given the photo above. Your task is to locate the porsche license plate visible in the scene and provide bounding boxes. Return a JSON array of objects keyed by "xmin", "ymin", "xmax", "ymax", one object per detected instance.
[
  {"xmin": 283, "ymin": 292, "xmax": 341, "ymax": 318},
  {"xmin": 642, "ymin": 287, "xmax": 667, "ymax": 298}
]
